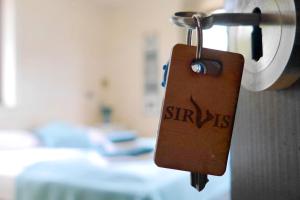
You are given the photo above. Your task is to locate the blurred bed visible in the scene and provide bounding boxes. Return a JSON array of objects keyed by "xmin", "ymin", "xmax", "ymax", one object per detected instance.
[{"xmin": 0, "ymin": 124, "xmax": 230, "ymax": 200}]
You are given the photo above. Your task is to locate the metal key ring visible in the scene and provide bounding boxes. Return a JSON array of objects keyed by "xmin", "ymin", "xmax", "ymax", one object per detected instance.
[
  {"xmin": 172, "ymin": 12, "xmax": 207, "ymax": 29},
  {"xmin": 192, "ymin": 14, "xmax": 203, "ymax": 60},
  {"xmin": 187, "ymin": 29, "xmax": 193, "ymax": 46},
  {"xmin": 190, "ymin": 15, "xmax": 207, "ymax": 74}
]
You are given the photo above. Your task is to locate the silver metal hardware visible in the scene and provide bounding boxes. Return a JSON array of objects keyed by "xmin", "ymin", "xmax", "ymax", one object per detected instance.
[
  {"xmin": 186, "ymin": 15, "xmax": 203, "ymax": 58},
  {"xmin": 186, "ymin": 15, "xmax": 222, "ymax": 76},
  {"xmin": 193, "ymin": 15, "xmax": 203, "ymax": 60},
  {"xmin": 172, "ymin": 12, "xmax": 261, "ymax": 30},
  {"xmin": 187, "ymin": 29, "xmax": 193, "ymax": 46},
  {"xmin": 189, "ymin": 15, "xmax": 207, "ymax": 74},
  {"xmin": 192, "ymin": 60, "xmax": 222, "ymax": 76},
  {"xmin": 226, "ymin": 0, "xmax": 300, "ymax": 91},
  {"xmin": 191, "ymin": 62, "xmax": 205, "ymax": 74},
  {"xmin": 173, "ymin": 0, "xmax": 300, "ymax": 91}
]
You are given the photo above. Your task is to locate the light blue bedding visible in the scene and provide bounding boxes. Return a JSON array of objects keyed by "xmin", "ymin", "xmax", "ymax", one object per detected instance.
[
  {"xmin": 16, "ymin": 157, "xmax": 204, "ymax": 200},
  {"xmin": 35, "ymin": 122, "xmax": 93, "ymax": 148}
]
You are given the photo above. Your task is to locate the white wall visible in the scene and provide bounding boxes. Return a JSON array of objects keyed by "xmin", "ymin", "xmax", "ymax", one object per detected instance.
[
  {"xmin": 183, "ymin": 0, "xmax": 224, "ymax": 12},
  {"xmin": 0, "ymin": 0, "xmax": 105, "ymax": 129},
  {"xmin": 99, "ymin": 0, "xmax": 183, "ymax": 136},
  {"xmin": 99, "ymin": 0, "xmax": 224, "ymax": 136},
  {"xmin": 0, "ymin": 0, "xmax": 224, "ymax": 134}
]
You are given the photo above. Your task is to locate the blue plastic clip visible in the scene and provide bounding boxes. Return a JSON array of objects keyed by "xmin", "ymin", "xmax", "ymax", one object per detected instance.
[{"xmin": 161, "ymin": 62, "xmax": 169, "ymax": 88}]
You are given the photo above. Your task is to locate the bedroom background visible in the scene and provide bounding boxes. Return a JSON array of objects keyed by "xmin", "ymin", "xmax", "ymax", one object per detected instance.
[
  {"xmin": 1, "ymin": 1, "xmax": 299, "ymax": 200},
  {"xmin": 0, "ymin": 0, "xmax": 224, "ymax": 136},
  {"xmin": 0, "ymin": 0, "xmax": 231, "ymax": 200}
]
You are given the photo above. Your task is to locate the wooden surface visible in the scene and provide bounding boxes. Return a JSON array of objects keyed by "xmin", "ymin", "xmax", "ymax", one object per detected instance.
[
  {"xmin": 155, "ymin": 44, "xmax": 244, "ymax": 175},
  {"xmin": 232, "ymin": 81, "xmax": 300, "ymax": 200}
]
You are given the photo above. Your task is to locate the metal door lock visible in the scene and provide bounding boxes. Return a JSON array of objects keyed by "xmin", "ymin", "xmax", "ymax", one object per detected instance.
[{"xmin": 172, "ymin": 0, "xmax": 300, "ymax": 91}]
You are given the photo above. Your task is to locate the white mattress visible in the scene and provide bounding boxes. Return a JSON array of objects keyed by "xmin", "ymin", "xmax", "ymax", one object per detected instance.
[{"xmin": 0, "ymin": 148, "xmax": 108, "ymax": 200}]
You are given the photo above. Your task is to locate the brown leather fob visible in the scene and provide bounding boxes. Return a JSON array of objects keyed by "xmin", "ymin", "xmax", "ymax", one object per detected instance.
[{"xmin": 155, "ymin": 44, "xmax": 244, "ymax": 176}]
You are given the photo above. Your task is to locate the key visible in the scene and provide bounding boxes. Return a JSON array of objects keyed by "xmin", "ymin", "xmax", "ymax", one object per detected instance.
[
  {"xmin": 155, "ymin": 15, "xmax": 243, "ymax": 192},
  {"xmin": 161, "ymin": 61, "xmax": 210, "ymax": 192},
  {"xmin": 187, "ymin": 17, "xmax": 211, "ymax": 192},
  {"xmin": 191, "ymin": 173, "xmax": 209, "ymax": 191},
  {"xmin": 161, "ymin": 34, "xmax": 211, "ymax": 192}
]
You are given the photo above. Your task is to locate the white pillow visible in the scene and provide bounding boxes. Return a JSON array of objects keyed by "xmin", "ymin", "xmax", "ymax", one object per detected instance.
[
  {"xmin": 0, "ymin": 130, "xmax": 40, "ymax": 149},
  {"xmin": 87, "ymin": 128, "xmax": 116, "ymax": 152}
]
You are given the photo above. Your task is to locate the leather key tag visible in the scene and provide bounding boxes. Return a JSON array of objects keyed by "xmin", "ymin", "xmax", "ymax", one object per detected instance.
[{"xmin": 155, "ymin": 44, "xmax": 244, "ymax": 176}]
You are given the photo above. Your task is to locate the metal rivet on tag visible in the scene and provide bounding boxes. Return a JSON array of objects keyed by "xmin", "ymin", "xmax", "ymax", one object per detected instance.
[{"xmin": 191, "ymin": 61, "xmax": 206, "ymax": 74}]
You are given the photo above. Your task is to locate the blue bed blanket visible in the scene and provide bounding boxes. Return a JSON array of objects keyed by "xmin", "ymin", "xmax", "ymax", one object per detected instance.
[{"xmin": 16, "ymin": 157, "xmax": 203, "ymax": 200}]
